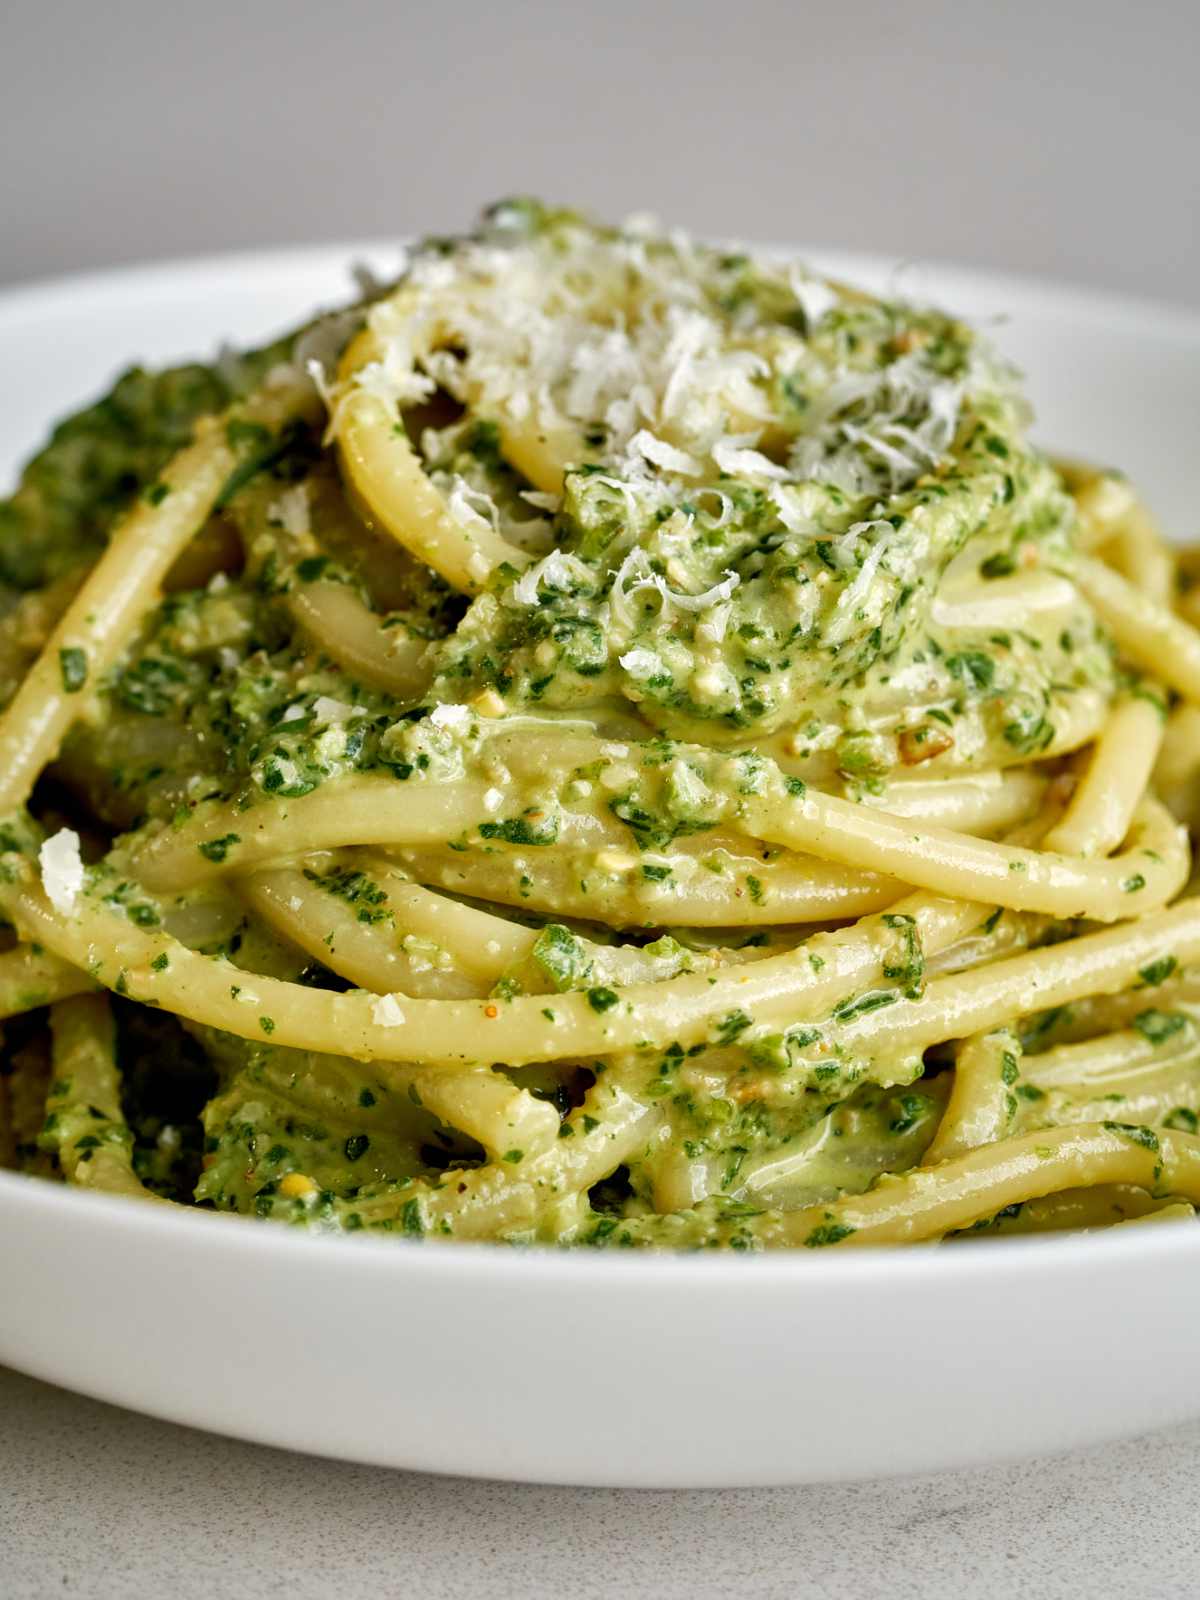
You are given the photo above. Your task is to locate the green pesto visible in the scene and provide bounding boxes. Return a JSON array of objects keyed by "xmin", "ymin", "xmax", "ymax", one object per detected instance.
[{"xmin": 0, "ymin": 200, "xmax": 1180, "ymax": 1253}]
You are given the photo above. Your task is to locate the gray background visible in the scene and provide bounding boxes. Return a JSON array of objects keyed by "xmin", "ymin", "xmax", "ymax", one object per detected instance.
[
  {"xmin": 2, "ymin": 0, "xmax": 1198, "ymax": 307},
  {"xmin": 3, "ymin": 1, "xmax": 1200, "ymax": 1596}
]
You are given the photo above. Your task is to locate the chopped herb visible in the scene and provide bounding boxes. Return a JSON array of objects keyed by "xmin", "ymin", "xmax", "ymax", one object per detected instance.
[
  {"xmin": 532, "ymin": 923, "xmax": 593, "ymax": 991},
  {"xmin": 1138, "ymin": 956, "xmax": 1178, "ymax": 988},
  {"xmin": 832, "ymin": 989, "xmax": 898, "ymax": 1023},
  {"xmin": 714, "ymin": 1009, "xmax": 752, "ymax": 1045},
  {"xmin": 1003, "ymin": 709, "xmax": 1054, "ymax": 753},
  {"xmin": 478, "ymin": 813, "xmax": 559, "ymax": 846},
  {"xmin": 1102, "ymin": 1121, "xmax": 1160, "ymax": 1153},
  {"xmin": 805, "ymin": 1222, "xmax": 856, "ymax": 1248},
  {"xmin": 59, "ymin": 647, "xmax": 88, "ymax": 693},
  {"xmin": 1132, "ymin": 1009, "xmax": 1187, "ymax": 1045},
  {"xmin": 946, "ymin": 651, "xmax": 995, "ymax": 691},
  {"xmin": 980, "ymin": 551, "xmax": 1016, "ymax": 578},
  {"xmin": 198, "ymin": 833, "xmax": 240, "ymax": 864},
  {"xmin": 888, "ymin": 1093, "xmax": 930, "ymax": 1135}
]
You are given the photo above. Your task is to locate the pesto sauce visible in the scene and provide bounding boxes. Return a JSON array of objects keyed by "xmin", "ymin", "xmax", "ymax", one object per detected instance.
[{"xmin": 0, "ymin": 202, "xmax": 1155, "ymax": 1249}]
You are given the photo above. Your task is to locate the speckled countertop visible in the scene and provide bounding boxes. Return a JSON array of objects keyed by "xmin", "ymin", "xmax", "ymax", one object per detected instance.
[{"xmin": 2, "ymin": 1363, "xmax": 1197, "ymax": 1599}]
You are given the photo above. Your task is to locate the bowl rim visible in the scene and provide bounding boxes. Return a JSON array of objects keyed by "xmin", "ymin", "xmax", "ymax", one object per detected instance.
[{"xmin": 5, "ymin": 1161, "xmax": 1199, "ymax": 1291}]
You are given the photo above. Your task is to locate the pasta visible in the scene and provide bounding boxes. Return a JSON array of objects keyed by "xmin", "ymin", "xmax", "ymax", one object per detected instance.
[{"xmin": 2, "ymin": 199, "xmax": 1200, "ymax": 1250}]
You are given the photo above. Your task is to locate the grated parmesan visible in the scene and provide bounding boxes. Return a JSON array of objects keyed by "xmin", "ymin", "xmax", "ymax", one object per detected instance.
[
  {"xmin": 372, "ymin": 994, "xmax": 407, "ymax": 1027},
  {"xmin": 429, "ymin": 703, "xmax": 472, "ymax": 732},
  {"xmin": 712, "ymin": 438, "xmax": 788, "ymax": 480},
  {"xmin": 510, "ymin": 549, "xmax": 591, "ymax": 608},
  {"xmin": 627, "ymin": 430, "xmax": 702, "ymax": 477},
  {"xmin": 619, "ymin": 648, "xmax": 665, "ymax": 680},
  {"xmin": 39, "ymin": 829, "xmax": 84, "ymax": 916},
  {"xmin": 267, "ymin": 483, "xmax": 311, "ymax": 538},
  {"xmin": 312, "ymin": 696, "xmax": 364, "ymax": 726}
]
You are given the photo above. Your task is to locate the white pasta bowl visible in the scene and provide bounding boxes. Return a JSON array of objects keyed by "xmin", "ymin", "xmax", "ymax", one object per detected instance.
[{"xmin": 1, "ymin": 245, "xmax": 1198, "ymax": 1487}]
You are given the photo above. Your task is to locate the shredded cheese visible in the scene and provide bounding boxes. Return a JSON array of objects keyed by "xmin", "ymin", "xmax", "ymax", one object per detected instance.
[
  {"xmin": 38, "ymin": 829, "xmax": 84, "ymax": 916},
  {"xmin": 428, "ymin": 704, "xmax": 472, "ymax": 735},
  {"xmin": 619, "ymin": 648, "xmax": 666, "ymax": 680},
  {"xmin": 372, "ymin": 994, "xmax": 407, "ymax": 1027},
  {"xmin": 510, "ymin": 550, "xmax": 592, "ymax": 608}
]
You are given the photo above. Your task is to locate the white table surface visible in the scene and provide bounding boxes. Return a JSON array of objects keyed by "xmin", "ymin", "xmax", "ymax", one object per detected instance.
[{"xmin": 3, "ymin": 1360, "xmax": 1199, "ymax": 1600}]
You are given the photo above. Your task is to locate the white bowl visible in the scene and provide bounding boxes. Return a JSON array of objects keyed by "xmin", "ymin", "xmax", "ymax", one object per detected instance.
[{"xmin": 2, "ymin": 246, "xmax": 1199, "ymax": 1487}]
